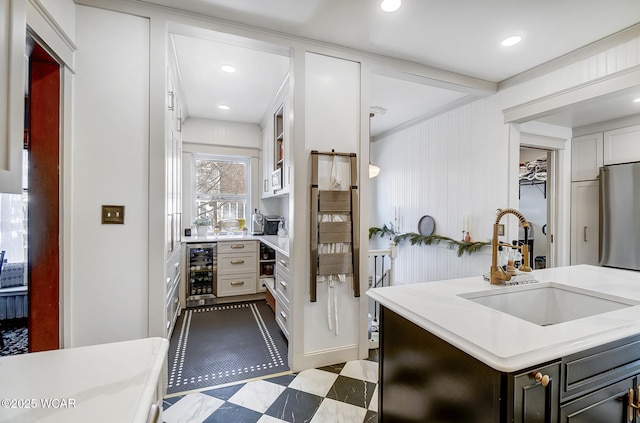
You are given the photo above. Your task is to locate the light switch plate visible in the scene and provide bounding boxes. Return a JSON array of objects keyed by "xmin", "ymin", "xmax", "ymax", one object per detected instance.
[{"xmin": 102, "ymin": 205, "xmax": 125, "ymax": 224}]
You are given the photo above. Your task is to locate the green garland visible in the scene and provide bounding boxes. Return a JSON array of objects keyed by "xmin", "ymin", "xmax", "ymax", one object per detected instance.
[{"xmin": 369, "ymin": 223, "xmax": 490, "ymax": 257}]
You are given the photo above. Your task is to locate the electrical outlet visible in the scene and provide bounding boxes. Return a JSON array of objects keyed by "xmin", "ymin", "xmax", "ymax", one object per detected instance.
[
  {"xmin": 498, "ymin": 224, "xmax": 505, "ymax": 236},
  {"xmin": 102, "ymin": 205, "xmax": 125, "ymax": 224}
]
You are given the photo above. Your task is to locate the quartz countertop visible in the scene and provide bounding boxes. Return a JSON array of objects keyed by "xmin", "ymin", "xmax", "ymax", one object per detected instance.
[
  {"xmin": 367, "ymin": 265, "xmax": 640, "ymax": 372},
  {"xmin": 0, "ymin": 337, "xmax": 168, "ymax": 423},
  {"xmin": 182, "ymin": 234, "xmax": 289, "ymax": 257}
]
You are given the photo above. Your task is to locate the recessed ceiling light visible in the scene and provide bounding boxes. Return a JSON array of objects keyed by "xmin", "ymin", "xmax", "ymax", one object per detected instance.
[
  {"xmin": 221, "ymin": 64, "xmax": 236, "ymax": 73},
  {"xmin": 218, "ymin": 104, "xmax": 230, "ymax": 110},
  {"xmin": 633, "ymin": 98, "xmax": 640, "ymax": 103},
  {"xmin": 501, "ymin": 36, "xmax": 522, "ymax": 47},
  {"xmin": 381, "ymin": 0, "xmax": 401, "ymax": 12}
]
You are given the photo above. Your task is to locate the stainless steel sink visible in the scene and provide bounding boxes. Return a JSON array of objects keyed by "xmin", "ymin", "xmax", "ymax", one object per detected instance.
[{"xmin": 459, "ymin": 282, "xmax": 638, "ymax": 326}]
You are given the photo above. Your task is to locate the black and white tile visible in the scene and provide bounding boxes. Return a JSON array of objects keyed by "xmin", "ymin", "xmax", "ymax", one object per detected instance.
[{"xmin": 163, "ymin": 359, "xmax": 379, "ymax": 423}]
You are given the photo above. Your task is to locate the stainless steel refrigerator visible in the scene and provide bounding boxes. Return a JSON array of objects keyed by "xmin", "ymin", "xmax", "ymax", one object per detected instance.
[{"xmin": 599, "ymin": 161, "xmax": 640, "ymax": 271}]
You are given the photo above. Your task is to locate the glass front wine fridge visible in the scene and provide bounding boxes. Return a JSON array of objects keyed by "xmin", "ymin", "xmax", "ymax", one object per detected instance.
[{"xmin": 186, "ymin": 243, "xmax": 217, "ymax": 307}]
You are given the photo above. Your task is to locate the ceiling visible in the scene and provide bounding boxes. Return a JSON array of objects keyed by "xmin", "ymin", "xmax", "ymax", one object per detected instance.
[{"xmin": 157, "ymin": 0, "xmax": 640, "ymax": 136}]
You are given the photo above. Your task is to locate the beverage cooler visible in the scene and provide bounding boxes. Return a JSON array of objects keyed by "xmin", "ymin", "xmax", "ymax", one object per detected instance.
[{"xmin": 186, "ymin": 243, "xmax": 217, "ymax": 308}]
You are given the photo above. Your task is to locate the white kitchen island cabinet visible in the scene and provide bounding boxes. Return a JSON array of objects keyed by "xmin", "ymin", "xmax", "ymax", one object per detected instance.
[
  {"xmin": 0, "ymin": 337, "xmax": 168, "ymax": 423},
  {"xmin": 368, "ymin": 265, "xmax": 640, "ymax": 423}
]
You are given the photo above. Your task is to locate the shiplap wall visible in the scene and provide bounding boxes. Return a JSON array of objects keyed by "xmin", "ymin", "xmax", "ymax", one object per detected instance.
[
  {"xmin": 370, "ymin": 96, "xmax": 507, "ymax": 284},
  {"xmin": 371, "ymin": 32, "xmax": 640, "ymax": 286}
]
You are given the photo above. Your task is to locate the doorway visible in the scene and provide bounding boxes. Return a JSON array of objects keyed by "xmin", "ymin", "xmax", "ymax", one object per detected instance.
[
  {"xmin": 0, "ymin": 35, "xmax": 60, "ymax": 355},
  {"xmin": 519, "ymin": 147, "xmax": 552, "ymax": 269}
]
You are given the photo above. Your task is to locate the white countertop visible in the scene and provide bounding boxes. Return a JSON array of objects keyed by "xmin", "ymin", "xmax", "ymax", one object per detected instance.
[
  {"xmin": 182, "ymin": 234, "xmax": 290, "ymax": 256},
  {"xmin": 0, "ymin": 337, "xmax": 168, "ymax": 423},
  {"xmin": 367, "ymin": 265, "xmax": 640, "ymax": 372}
]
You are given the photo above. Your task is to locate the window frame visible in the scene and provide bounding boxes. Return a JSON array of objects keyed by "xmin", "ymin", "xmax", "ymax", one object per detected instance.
[{"xmin": 190, "ymin": 153, "xmax": 251, "ymax": 226}]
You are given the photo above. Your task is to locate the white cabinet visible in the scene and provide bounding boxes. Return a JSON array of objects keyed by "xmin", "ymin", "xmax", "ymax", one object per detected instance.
[
  {"xmin": 570, "ymin": 181, "xmax": 600, "ymax": 265},
  {"xmin": 261, "ymin": 118, "xmax": 274, "ymax": 197},
  {"xmin": 571, "ymin": 133, "xmax": 603, "ymax": 181},
  {"xmin": 216, "ymin": 240, "xmax": 258, "ymax": 297},
  {"xmin": 166, "ymin": 246, "xmax": 182, "ymax": 337},
  {"xmin": 260, "ymin": 81, "xmax": 290, "ymax": 198},
  {"xmin": 166, "ymin": 68, "xmax": 182, "ymax": 254},
  {"xmin": 0, "ymin": 0, "xmax": 26, "ymax": 193},
  {"xmin": 274, "ymin": 252, "xmax": 291, "ymax": 339},
  {"xmin": 603, "ymin": 124, "xmax": 640, "ymax": 165},
  {"xmin": 163, "ymin": 66, "xmax": 183, "ymax": 337}
]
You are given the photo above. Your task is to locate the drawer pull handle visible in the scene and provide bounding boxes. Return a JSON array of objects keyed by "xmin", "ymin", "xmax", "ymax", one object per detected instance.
[
  {"xmin": 175, "ymin": 262, "xmax": 180, "ymax": 268},
  {"xmin": 231, "ymin": 244, "xmax": 245, "ymax": 249},
  {"xmin": 533, "ymin": 372, "xmax": 550, "ymax": 387},
  {"xmin": 230, "ymin": 281, "xmax": 245, "ymax": 286},
  {"xmin": 279, "ymin": 311, "xmax": 288, "ymax": 320},
  {"xmin": 166, "ymin": 278, "xmax": 171, "ymax": 284},
  {"xmin": 174, "ymin": 298, "xmax": 179, "ymax": 304},
  {"xmin": 583, "ymin": 226, "xmax": 588, "ymax": 242},
  {"xmin": 280, "ymin": 280, "xmax": 288, "ymax": 289},
  {"xmin": 629, "ymin": 387, "xmax": 640, "ymax": 420},
  {"xmin": 231, "ymin": 259, "xmax": 245, "ymax": 264},
  {"xmin": 279, "ymin": 259, "xmax": 288, "ymax": 267}
]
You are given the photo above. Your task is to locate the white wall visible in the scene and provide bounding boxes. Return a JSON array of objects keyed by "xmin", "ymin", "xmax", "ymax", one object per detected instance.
[
  {"xmin": 301, "ymin": 52, "xmax": 363, "ymax": 362},
  {"xmin": 71, "ymin": 6, "xmax": 150, "ymax": 346},
  {"xmin": 183, "ymin": 118, "xmax": 261, "ymax": 149}
]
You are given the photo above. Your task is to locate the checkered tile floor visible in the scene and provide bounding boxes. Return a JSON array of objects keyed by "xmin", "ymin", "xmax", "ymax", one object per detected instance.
[{"xmin": 163, "ymin": 359, "xmax": 378, "ymax": 423}]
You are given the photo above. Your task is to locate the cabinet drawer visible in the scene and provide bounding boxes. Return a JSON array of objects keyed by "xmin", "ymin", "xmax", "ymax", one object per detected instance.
[
  {"xmin": 275, "ymin": 299, "xmax": 290, "ymax": 340},
  {"xmin": 166, "ymin": 284, "xmax": 180, "ymax": 334},
  {"xmin": 562, "ymin": 334, "xmax": 640, "ymax": 400},
  {"xmin": 218, "ymin": 241, "xmax": 257, "ymax": 254},
  {"xmin": 167, "ymin": 247, "xmax": 181, "ymax": 285},
  {"xmin": 275, "ymin": 269, "xmax": 290, "ymax": 305},
  {"xmin": 217, "ymin": 273, "xmax": 257, "ymax": 297},
  {"xmin": 276, "ymin": 252, "xmax": 290, "ymax": 273},
  {"xmin": 560, "ymin": 376, "xmax": 634, "ymax": 422},
  {"xmin": 218, "ymin": 253, "xmax": 257, "ymax": 274}
]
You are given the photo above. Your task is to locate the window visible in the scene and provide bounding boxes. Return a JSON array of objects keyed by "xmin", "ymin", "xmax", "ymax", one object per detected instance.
[
  {"xmin": 192, "ymin": 154, "xmax": 249, "ymax": 227},
  {"xmin": 0, "ymin": 150, "xmax": 28, "ymax": 264}
]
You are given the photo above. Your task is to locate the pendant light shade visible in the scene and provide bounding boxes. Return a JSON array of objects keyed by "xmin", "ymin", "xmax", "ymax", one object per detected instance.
[{"xmin": 369, "ymin": 162, "xmax": 380, "ymax": 178}]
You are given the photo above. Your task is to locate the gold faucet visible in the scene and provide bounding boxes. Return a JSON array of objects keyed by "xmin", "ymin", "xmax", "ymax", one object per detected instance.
[{"xmin": 490, "ymin": 208, "xmax": 532, "ymax": 285}]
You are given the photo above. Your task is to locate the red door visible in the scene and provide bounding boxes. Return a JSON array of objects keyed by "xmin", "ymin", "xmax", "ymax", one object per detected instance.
[{"xmin": 27, "ymin": 42, "xmax": 60, "ymax": 352}]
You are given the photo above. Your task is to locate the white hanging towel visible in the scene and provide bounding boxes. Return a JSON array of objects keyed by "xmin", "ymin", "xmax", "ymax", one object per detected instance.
[{"xmin": 329, "ymin": 154, "xmax": 341, "ymax": 190}]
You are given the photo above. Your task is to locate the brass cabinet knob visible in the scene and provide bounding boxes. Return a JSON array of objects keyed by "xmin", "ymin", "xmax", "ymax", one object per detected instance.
[{"xmin": 534, "ymin": 372, "xmax": 550, "ymax": 387}]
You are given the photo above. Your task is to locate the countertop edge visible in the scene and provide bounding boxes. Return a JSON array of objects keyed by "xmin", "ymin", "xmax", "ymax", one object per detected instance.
[
  {"xmin": 182, "ymin": 235, "xmax": 289, "ymax": 257},
  {"xmin": 133, "ymin": 337, "xmax": 169, "ymax": 423}
]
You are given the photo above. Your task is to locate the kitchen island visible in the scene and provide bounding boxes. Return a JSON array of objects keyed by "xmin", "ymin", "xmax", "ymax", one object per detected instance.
[
  {"xmin": 367, "ymin": 265, "xmax": 640, "ymax": 422},
  {"xmin": 0, "ymin": 337, "xmax": 168, "ymax": 423}
]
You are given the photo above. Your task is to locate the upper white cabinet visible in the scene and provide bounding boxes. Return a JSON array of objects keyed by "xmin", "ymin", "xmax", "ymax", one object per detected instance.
[
  {"xmin": 261, "ymin": 116, "xmax": 274, "ymax": 197},
  {"xmin": 0, "ymin": 0, "xmax": 26, "ymax": 193},
  {"xmin": 603, "ymin": 124, "xmax": 640, "ymax": 165},
  {"xmin": 261, "ymin": 80, "xmax": 290, "ymax": 198},
  {"xmin": 571, "ymin": 133, "xmax": 603, "ymax": 181}
]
